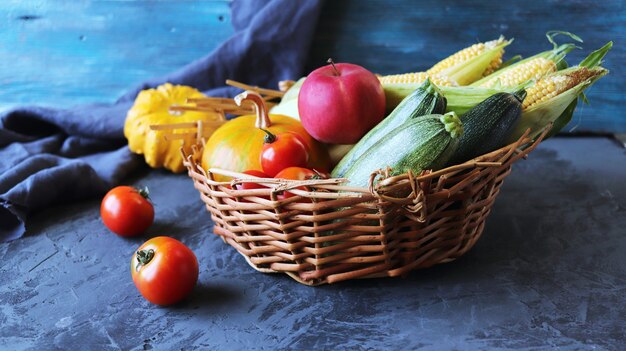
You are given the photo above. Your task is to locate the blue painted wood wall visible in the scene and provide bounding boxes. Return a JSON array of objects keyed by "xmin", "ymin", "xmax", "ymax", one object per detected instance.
[
  {"xmin": 1, "ymin": 0, "xmax": 624, "ymax": 133},
  {"xmin": 0, "ymin": 0, "xmax": 233, "ymax": 106}
]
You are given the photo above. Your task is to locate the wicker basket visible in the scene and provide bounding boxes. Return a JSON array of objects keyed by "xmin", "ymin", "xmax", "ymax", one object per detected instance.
[{"xmin": 181, "ymin": 124, "xmax": 547, "ymax": 285}]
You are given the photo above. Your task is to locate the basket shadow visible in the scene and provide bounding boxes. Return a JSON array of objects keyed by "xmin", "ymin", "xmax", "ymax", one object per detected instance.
[
  {"xmin": 318, "ymin": 204, "xmax": 554, "ymax": 290},
  {"xmin": 387, "ymin": 149, "xmax": 594, "ymax": 290}
]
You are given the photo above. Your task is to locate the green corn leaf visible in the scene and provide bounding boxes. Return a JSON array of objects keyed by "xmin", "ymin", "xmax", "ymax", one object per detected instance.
[
  {"xmin": 545, "ymin": 98, "xmax": 578, "ymax": 139},
  {"xmin": 578, "ymin": 41, "xmax": 613, "ymax": 68},
  {"xmin": 580, "ymin": 92, "xmax": 590, "ymax": 105},
  {"xmin": 546, "ymin": 30, "xmax": 583, "ymax": 49},
  {"xmin": 499, "ymin": 55, "xmax": 523, "ymax": 69}
]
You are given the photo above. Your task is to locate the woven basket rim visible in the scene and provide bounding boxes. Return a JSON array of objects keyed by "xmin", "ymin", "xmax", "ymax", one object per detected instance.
[{"xmin": 182, "ymin": 126, "xmax": 546, "ymax": 197}]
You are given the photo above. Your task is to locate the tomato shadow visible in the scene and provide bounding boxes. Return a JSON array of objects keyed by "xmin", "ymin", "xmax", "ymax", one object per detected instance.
[
  {"xmin": 171, "ymin": 283, "xmax": 242, "ymax": 311},
  {"xmin": 145, "ymin": 220, "xmax": 189, "ymax": 238}
]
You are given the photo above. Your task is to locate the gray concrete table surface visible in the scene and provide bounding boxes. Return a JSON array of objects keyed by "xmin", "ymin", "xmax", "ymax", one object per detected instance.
[{"xmin": 1, "ymin": 137, "xmax": 625, "ymax": 351}]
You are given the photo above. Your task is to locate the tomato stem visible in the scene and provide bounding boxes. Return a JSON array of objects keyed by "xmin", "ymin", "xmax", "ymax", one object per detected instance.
[
  {"xmin": 135, "ymin": 249, "xmax": 155, "ymax": 272},
  {"xmin": 260, "ymin": 129, "xmax": 277, "ymax": 144},
  {"xmin": 311, "ymin": 169, "xmax": 328, "ymax": 180},
  {"xmin": 136, "ymin": 186, "xmax": 150, "ymax": 200}
]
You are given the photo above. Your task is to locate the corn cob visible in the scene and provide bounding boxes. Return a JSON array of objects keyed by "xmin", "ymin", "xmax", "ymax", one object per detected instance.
[
  {"xmin": 380, "ymin": 37, "xmax": 510, "ymax": 90},
  {"xmin": 437, "ymin": 41, "xmax": 611, "ymax": 142},
  {"xmin": 427, "ymin": 38, "xmax": 506, "ymax": 78},
  {"xmin": 441, "ymin": 65, "xmax": 607, "ymax": 117},
  {"xmin": 378, "ymin": 72, "xmax": 457, "ymax": 86},
  {"xmin": 506, "ymin": 42, "xmax": 612, "ymax": 141},
  {"xmin": 472, "ymin": 33, "xmax": 578, "ymax": 89},
  {"xmin": 521, "ymin": 67, "xmax": 599, "ymax": 109},
  {"xmin": 380, "ymin": 38, "xmax": 511, "ymax": 111},
  {"xmin": 505, "ymin": 65, "xmax": 607, "ymax": 141},
  {"xmin": 476, "ymin": 57, "xmax": 557, "ymax": 89},
  {"xmin": 483, "ymin": 57, "xmax": 504, "ymax": 77}
]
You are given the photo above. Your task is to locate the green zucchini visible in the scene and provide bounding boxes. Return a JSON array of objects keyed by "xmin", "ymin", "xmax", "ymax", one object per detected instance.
[
  {"xmin": 332, "ymin": 78, "xmax": 447, "ymax": 178},
  {"xmin": 447, "ymin": 89, "xmax": 526, "ymax": 165},
  {"xmin": 342, "ymin": 112, "xmax": 463, "ymax": 188}
]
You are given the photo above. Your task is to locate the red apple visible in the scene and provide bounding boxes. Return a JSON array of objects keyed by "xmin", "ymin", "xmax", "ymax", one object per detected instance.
[{"xmin": 298, "ymin": 61, "xmax": 386, "ymax": 144}]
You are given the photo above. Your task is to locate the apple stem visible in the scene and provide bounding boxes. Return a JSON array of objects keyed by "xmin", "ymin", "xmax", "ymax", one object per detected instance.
[
  {"xmin": 327, "ymin": 58, "xmax": 340, "ymax": 76},
  {"xmin": 234, "ymin": 90, "xmax": 271, "ymax": 129}
]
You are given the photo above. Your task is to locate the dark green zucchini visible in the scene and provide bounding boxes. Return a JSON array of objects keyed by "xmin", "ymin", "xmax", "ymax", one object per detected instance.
[
  {"xmin": 332, "ymin": 78, "xmax": 447, "ymax": 178},
  {"xmin": 447, "ymin": 89, "xmax": 526, "ymax": 165},
  {"xmin": 342, "ymin": 112, "xmax": 463, "ymax": 188}
]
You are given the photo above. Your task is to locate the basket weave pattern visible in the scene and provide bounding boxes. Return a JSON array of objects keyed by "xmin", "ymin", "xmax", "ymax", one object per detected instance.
[{"xmin": 183, "ymin": 129, "xmax": 545, "ymax": 285}]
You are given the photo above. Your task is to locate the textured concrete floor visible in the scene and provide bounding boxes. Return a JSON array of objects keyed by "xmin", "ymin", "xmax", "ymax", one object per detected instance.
[{"xmin": 1, "ymin": 137, "xmax": 625, "ymax": 350}]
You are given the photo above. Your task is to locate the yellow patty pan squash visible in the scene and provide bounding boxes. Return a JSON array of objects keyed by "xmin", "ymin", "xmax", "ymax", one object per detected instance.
[{"xmin": 124, "ymin": 83, "xmax": 224, "ymax": 173}]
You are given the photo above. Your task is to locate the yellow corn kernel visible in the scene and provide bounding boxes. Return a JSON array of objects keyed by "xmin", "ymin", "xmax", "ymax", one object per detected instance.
[
  {"xmin": 522, "ymin": 67, "xmax": 596, "ymax": 109},
  {"xmin": 378, "ymin": 72, "xmax": 457, "ymax": 86},
  {"xmin": 482, "ymin": 55, "xmax": 503, "ymax": 77},
  {"xmin": 479, "ymin": 57, "xmax": 557, "ymax": 88},
  {"xmin": 427, "ymin": 38, "xmax": 506, "ymax": 76}
]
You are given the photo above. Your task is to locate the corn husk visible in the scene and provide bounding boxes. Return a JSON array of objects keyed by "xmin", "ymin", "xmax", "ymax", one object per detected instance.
[{"xmin": 506, "ymin": 41, "xmax": 612, "ymax": 141}]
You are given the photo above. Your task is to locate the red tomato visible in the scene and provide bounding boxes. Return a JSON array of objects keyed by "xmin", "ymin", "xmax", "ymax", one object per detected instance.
[
  {"xmin": 234, "ymin": 170, "xmax": 270, "ymax": 190},
  {"xmin": 260, "ymin": 130, "xmax": 309, "ymax": 177},
  {"xmin": 131, "ymin": 236, "xmax": 199, "ymax": 306},
  {"xmin": 274, "ymin": 167, "xmax": 318, "ymax": 181},
  {"xmin": 274, "ymin": 167, "xmax": 327, "ymax": 200},
  {"xmin": 101, "ymin": 186, "xmax": 154, "ymax": 237}
]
